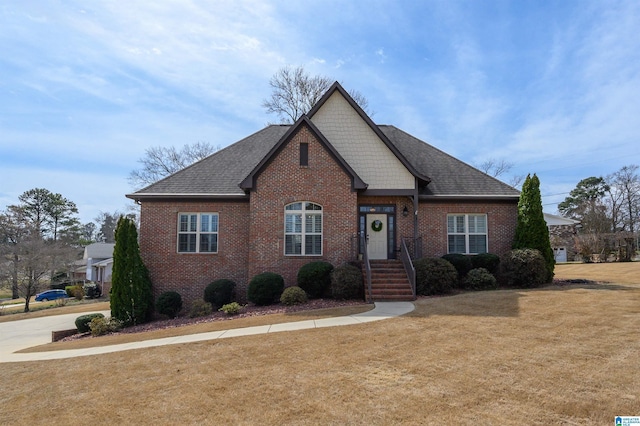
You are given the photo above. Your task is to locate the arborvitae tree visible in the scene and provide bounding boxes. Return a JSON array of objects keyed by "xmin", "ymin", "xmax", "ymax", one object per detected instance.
[
  {"xmin": 110, "ymin": 216, "xmax": 153, "ymax": 326},
  {"xmin": 513, "ymin": 174, "xmax": 555, "ymax": 282}
]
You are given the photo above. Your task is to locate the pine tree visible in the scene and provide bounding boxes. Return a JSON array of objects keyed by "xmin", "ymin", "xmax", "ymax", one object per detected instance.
[
  {"xmin": 513, "ymin": 174, "xmax": 555, "ymax": 282},
  {"xmin": 110, "ymin": 217, "xmax": 153, "ymax": 326}
]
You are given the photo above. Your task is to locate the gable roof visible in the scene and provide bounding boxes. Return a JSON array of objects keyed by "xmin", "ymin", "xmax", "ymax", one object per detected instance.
[
  {"xmin": 379, "ymin": 126, "xmax": 520, "ymax": 199},
  {"xmin": 129, "ymin": 125, "xmax": 289, "ymax": 199},
  {"xmin": 128, "ymin": 86, "xmax": 520, "ymax": 201},
  {"xmin": 240, "ymin": 116, "xmax": 367, "ymax": 191},
  {"xmin": 308, "ymin": 82, "xmax": 431, "ymax": 186},
  {"xmin": 83, "ymin": 243, "xmax": 115, "ymax": 259}
]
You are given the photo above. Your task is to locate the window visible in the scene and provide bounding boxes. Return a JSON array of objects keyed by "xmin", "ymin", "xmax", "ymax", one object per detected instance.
[
  {"xmin": 447, "ymin": 214, "xmax": 487, "ymax": 254},
  {"xmin": 300, "ymin": 143, "xmax": 309, "ymax": 166},
  {"xmin": 178, "ymin": 213, "xmax": 218, "ymax": 253},
  {"xmin": 285, "ymin": 202, "xmax": 322, "ymax": 255}
]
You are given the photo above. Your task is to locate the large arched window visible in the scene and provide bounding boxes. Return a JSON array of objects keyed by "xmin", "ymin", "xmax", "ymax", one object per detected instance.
[{"xmin": 285, "ymin": 202, "xmax": 322, "ymax": 256}]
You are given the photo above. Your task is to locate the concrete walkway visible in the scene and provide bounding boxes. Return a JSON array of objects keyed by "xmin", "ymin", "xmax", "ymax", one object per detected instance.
[{"xmin": 0, "ymin": 302, "xmax": 414, "ymax": 363}]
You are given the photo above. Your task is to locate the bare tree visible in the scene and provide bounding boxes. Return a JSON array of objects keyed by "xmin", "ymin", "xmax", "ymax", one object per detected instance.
[
  {"xmin": 128, "ymin": 142, "xmax": 219, "ymax": 189},
  {"xmin": 477, "ymin": 158, "xmax": 524, "ymax": 188},
  {"xmin": 262, "ymin": 65, "xmax": 371, "ymax": 123}
]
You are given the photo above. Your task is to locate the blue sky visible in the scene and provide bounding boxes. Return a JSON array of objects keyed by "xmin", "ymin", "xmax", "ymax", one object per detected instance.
[{"xmin": 1, "ymin": 1, "xmax": 639, "ymax": 224}]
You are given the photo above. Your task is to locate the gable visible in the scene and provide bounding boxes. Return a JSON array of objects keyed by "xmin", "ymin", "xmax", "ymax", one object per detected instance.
[
  {"xmin": 310, "ymin": 91, "xmax": 416, "ymax": 190},
  {"xmin": 240, "ymin": 117, "xmax": 366, "ymax": 191}
]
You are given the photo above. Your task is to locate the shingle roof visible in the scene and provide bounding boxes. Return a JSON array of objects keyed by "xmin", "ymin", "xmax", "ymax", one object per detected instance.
[
  {"xmin": 128, "ymin": 121, "xmax": 519, "ymax": 200},
  {"xmin": 379, "ymin": 126, "xmax": 520, "ymax": 198},
  {"xmin": 130, "ymin": 125, "xmax": 289, "ymax": 197}
]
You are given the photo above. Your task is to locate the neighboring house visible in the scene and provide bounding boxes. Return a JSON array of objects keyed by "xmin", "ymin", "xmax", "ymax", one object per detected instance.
[
  {"xmin": 83, "ymin": 243, "xmax": 115, "ymax": 294},
  {"xmin": 544, "ymin": 213, "xmax": 581, "ymax": 262},
  {"xmin": 127, "ymin": 82, "xmax": 520, "ymax": 303}
]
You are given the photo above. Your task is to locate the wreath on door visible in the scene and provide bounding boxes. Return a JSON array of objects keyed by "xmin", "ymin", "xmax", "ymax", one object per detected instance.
[{"xmin": 371, "ymin": 219, "xmax": 383, "ymax": 232}]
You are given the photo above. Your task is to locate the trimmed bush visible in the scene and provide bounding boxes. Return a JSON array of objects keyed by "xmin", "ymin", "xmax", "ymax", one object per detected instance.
[
  {"xmin": 189, "ymin": 299, "xmax": 213, "ymax": 318},
  {"xmin": 470, "ymin": 253, "xmax": 501, "ymax": 275},
  {"xmin": 297, "ymin": 261, "xmax": 334, "ymax": 299},
  {"xmin": 89, "ymin": 317, "xmax": 123, "ymax": 337},
  {"xmin": 414, "ymin": 257, "xmax": 458, "ymax": 296},
  {"xmin": 441, "ymin": 253, "xmax": 473, "ymax": 283},
  {"xmin": 65, "ymin": 286, "xmax": 75, "ymax": 297},
  {"xmin": 204, "ymin": 279, "xmax": 236, "ymax": 309},
  {"xmin": 331, "ymin": 264, "xmax": 364, "ymax": 300},
  {"xmin": 155, "ymin": 291, "xmax": 183, "ymax": 318},
  {"xmin": 75, "ymin": 313, "xmax": 105, "ymax": 333},
  {"xmin": 501, "ymin": 248, "xmax": 547, "ymax": 288},
  {"xmin": 84, "ymin": 283, "xmax": 101, "ymax": 299},
  {"xmin": 248, "ymin": 272, "xmax": 285, "ymax": 305},
  {"xmin": 219, "ymin": 302, "xmax": 244, "ymax": 315},
  {"xmin": 280, "ymin": 286, "xmax": 308, "ymax": 306},
  {"xmin": 464, "ymin": 268, "xmax": 498, "ymax": 290}
]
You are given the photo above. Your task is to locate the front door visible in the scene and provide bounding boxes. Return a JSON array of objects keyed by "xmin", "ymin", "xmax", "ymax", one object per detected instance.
[{"xmin": 366, "ymin": 214, "xmax": 388, "ymax": 259}]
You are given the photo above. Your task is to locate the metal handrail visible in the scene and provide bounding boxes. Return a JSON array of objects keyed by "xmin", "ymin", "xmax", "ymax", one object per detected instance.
[
  {"xmin": 401, "ymin": 238, "xmax": 416, "ymax": 299},
  {"xmin": 361, "ymin": 232, "xmax": 373, "ymax": 303}
]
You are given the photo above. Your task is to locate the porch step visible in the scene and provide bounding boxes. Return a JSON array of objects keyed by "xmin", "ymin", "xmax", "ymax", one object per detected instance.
[{"xmin": 365, "ymin": 260, "xmax": 415, "ymax": 302}]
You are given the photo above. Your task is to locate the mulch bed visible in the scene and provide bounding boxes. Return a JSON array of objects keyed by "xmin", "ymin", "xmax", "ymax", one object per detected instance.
[{"xmin": 61, "ymin": 298, "xmax": 369, "ymax": 342}]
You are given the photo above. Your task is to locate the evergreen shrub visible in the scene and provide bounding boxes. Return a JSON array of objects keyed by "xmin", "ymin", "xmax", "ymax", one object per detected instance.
[
  {"xmin": 280, "ymin": 286, "xmax": 308, "ymax": 306},
  {"xmin": 219, "ymin": 302, "xmax": 244, "ymax": 315},
  {"xmin": 189, "ymin": 299, "xmax": 213, "ymax": 318},
  {"xmin": 330, "ymin": 264, "xmax": 364, "ymax": 300},
  {"xmin": 75, "ymin": 313, "xmax": 105, "ymax": 333},
  {"xmin": 441, "ymin": 253, "xmax": 473, "ymax": 282},
  {"xmin": 501, "ymin": 248, "xmax": 547, "ymax": 288},
  {"xmin": 155, "ymin": 291, "xmax": 183, "ymax": 318},
  {"xmin": 297, "ymin": 261, "xmax": 334, "ymax": 298},
  {"xmin": 414, "ymin": 257, "xmax": 458, "ymax": 296},
  {"xmin": 464, "ymin": 268, "xmax": 498, "ymax": 290},
  {"xmin": 89, "ymin": 317, "xmax": 123, "ymax": 337},
  {"xmin": 248, "ymin": 272, "xmax": 285, "ymax": 305},
  {"xmin": 470, "ymin": 253, "xmax": 501, "ymax": 274},
  {"xmin": 204, "ymin": 279, "xmax": 236, "ymax": 309}
]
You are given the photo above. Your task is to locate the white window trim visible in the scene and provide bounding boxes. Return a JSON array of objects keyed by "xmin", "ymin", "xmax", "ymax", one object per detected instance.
[
  {"xmin": 284, "ymin": 202, "xmax": 323, "ymax": 256},
  {"xmin": 177, "ymin": 213, "xmax": 219, "ymax": 254},
  {"xmin": 447, "ymin": 214, "xmax": 488, "ymax": 254}
]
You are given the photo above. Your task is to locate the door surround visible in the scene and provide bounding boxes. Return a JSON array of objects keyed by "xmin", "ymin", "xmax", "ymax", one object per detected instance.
[{"xmin": 358, "ymin": 205, "xmax": 396, "ymax": 259}]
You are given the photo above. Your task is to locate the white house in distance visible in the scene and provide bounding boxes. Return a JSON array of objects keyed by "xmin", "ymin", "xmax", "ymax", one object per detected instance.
[
  {"xmin": 544, "ymin": 213, "xmax": 581, "ymax": 262},
  {"xmin": 83, "ymin": 243, "xmax": 115, "ymax": 294}
]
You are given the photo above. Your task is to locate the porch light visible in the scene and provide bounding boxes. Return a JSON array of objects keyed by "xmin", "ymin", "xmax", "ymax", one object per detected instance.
[{"xmin": 402, "ymin": 206, "xmax": 409, "ymax": 217}]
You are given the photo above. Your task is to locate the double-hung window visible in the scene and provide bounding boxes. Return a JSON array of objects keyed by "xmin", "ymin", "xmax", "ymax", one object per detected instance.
[
  {"xmin": 447, "ymin": 214, "xmax": 487, "ymax": 254},
  {"xmin": 285, "ymin": 202, "xmax": 322, "ymax": 255},
  {"xmin": 178, "ymin": 213, "xmax": 218, "ymax": 253}
]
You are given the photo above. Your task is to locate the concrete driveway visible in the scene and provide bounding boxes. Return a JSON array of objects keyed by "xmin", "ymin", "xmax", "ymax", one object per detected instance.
[{"xmin": 0, "ymin": 310, "xmax": 110, "ymax": 362}]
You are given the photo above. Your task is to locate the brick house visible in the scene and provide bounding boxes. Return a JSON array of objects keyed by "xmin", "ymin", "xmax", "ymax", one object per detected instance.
[{"xmin": 127, "ymin": 82, "xmax": 520, "ymax": 304}]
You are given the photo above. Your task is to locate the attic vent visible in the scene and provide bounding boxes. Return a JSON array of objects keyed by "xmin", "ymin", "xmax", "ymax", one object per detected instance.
[{"xmin": 300, "ymin": 143, "xmax": 309, "ymax": 166}]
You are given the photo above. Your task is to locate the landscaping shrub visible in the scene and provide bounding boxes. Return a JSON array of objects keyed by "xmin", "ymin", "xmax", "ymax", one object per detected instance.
[
  {"xmin": 204, "ymin": 279, "xmax": 236, "ymax": 309},
  {"xmin": 500, "ymin": 248, "xmax": 547, "ymax": 288},
  {"xmin": 65, "ymin": 286, "xmax": 75, "ymax": 297},
  {"xmin": 414, "ymin": 257, "xmax": 458, "ymax": 295},
  {"xmin": 464, "ymin": 268, "xmax": 498, "ymax": 290},
  {"xmin": 470, "ymin": 253, "xmax": 501, "ymax": 274},
  {"xmin": 297, "ymin": 261, "xmax": 334, "ymax": 298},
  {"xmin": 248, "ymin": 272, "xmax": 284, "ymax": 305},
  {"xmin": 189, "ymin": 299, "xmax": 213, "ymax": 318},
  {"xmin": 75, "ymin": 313, "xmax": 105, "ymax": 333},
  {"xmin": 84, "ymin": 283, "xmax": 101, "ymax": 299},
  {"xmin": 155, "ymin": 291, "xmax": 183, "ymax": 318},
  {"xmin": 441, "ymin": 253, "xmax": 473, "ymax": 283},
  {"xmin": 89, "ymin": 317, "xmax": 123, "ymax": 337},
  {"xmin": 331, "ymin": 264, "xmax": 364, "ymax": 300},
  {"xmin": 280, "ymin": 286, "xmax": 308, "ymax": 306},
  {"xmin": 219, "ymin": 302, "xmax": 244, "ymax": 315}
]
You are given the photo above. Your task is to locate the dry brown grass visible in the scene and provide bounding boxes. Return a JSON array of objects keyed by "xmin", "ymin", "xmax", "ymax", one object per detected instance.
[
  {"xmin": 0, "ymin": 300, "xmax": 110, "ymax": 322},
  {"xmin": 1, "ymin": 262, "xmax": 639, "ymax": 425}
]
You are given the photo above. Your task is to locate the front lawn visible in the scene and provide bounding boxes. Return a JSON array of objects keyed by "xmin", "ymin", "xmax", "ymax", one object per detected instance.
[{"xmin": 0, "ymin": 262, "xmax": 638, "ymax": 424}]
